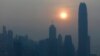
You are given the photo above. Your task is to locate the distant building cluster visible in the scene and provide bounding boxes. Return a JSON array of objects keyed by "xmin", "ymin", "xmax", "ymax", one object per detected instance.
[{"xmin": 0, "ymin": 2, "xmax": 97, "ymax": 56}]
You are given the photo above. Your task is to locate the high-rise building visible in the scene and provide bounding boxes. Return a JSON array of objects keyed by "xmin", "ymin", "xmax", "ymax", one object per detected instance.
[
  {"xmin": 7, "ymin": 30, "xmax": 14, "ymax": 56},
  {"xmin": 57, "ymin": 34, "xmax": 63, "ymax": 56},
  {"xmin": 48, "ymin": 24, "xmax": 57, "ymax": 56},
  {"xmin": 49, "ymin": 24, "xmax": 57, "ymax": 40},
  {"xmin": 64, "ymin": 35, "xmax": 75, "ymax": 56},
  {"xmin": 3, "ymin": 26, "xmax": 7, "ymax": 35},
  {"xmin": 78, "ymin": 2, "xmax": 90, "ymax": 56}
]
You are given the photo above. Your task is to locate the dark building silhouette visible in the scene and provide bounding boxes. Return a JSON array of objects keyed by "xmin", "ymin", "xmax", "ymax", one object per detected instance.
[
  {"xmin": 14, "ymin": 35, "xmax": 22, "ymax": 56},
  {"xmin": 48, "ymin": 24, "xmax": 57, "ymax": 56},
  {"xmin": 78, "ymin": 2, "xmax": 90, "ymax": 56},
  {"xmin": 14, "ymin": 35, "xmax": 38, "ymax": 56},
  {"xmin": 7, "ymin": 30, "xmax": 14, "ymax": 56},
  {"xmin": 64, "ymin": 35, "xmax": 75, "ymax": 56},
  {"xmin": 57, "ymin": 34, "xmax": 63, "ymax": 56},
  {"xmin": 49, "ymin": 24, "xmax": 57, "ymax": 40},
  {"xmin": 38, "ymin": 39, "xmax": 49, "ymax": 56},
  {"xmin": 0, "ymin": 26, "xmax": 14, "ymax": 56},
  {"xmin": 0, "ymin": 26, "xmax": 7, "ymax": 56}
]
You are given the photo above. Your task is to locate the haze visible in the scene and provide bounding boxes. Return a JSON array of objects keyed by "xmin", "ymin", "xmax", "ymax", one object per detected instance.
[{"xmin": 0, "ymin": 0, "xmax": 100, "ymax": 55}]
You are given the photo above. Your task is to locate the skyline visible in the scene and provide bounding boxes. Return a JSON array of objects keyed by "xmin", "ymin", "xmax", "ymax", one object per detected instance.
[
  {"xmin": 0, "ymin": 0, "xmax": 100, "ymax": 56},
  {"xmin": 0, "ymin": 3, "xmax": 95, "ymax": 55},
  {"xmin": 0, "ymin": 3, "xmax": 94, "ymax": 56}
]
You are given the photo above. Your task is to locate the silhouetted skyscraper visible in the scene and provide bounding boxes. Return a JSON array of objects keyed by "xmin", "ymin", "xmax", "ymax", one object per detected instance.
[
  {"xmin": 48, "ymin": 24, "xmax": 57, "ymax": 56},
  {"xmin": 2, "ymin": 26, "xmax": 8, "ymax": 56},
  {"xmin": 7, "ymin": 30, "xmax": 14, "ymax": 56},
  {"xmin": 78, "ymin": 2, "xmax": 90, "ymax": 56},
  {"xmin": 57, "ymin": 34, "xmax": 63, "ymax": 56},
  {"xmin": 49, "ymin": 24, "xmax": 56, "ymax": 40},
  {"xmin": 64, "ymin": 35, "xmax": 75, "ymax": 56},
  {"xmin": 3, "ymin": 26, "xmax": 7, "ymax": 35}
]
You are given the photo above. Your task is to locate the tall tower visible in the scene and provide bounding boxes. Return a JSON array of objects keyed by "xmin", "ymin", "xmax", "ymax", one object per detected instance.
[
  {"xmin": 48, "ymin": 24, "xmax": 57, "ymax": 56},
  {"xmin": 49, "ymin": 24, "xmax": 56, "ymax": 39},
  {"xmin": 64, "ymin": 35, "xmax": 75, "ymax": 56},
  {"xmin": 78, "ymin": 2, "xmax": 90, "ymax": 56}
]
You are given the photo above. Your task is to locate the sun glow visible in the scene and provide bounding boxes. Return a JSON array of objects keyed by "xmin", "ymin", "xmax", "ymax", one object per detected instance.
[
  {"xmin": 60, "ymin": 11, "xmax": 68, "ymax": 20},
  {"xmin": 54, "ymin": 7, "xmax": 70, "ymax": 21}
]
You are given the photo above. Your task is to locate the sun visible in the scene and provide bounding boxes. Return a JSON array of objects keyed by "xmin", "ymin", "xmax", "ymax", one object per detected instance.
[{"xmin": 60, "ymin": 11, "xmax": 68, "ymax": 20}]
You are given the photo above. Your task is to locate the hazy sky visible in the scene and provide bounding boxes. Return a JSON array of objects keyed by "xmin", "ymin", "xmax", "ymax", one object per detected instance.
[{"xmin": 0, "ymin": 0, "xmax": 100, "ymax": 55}]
